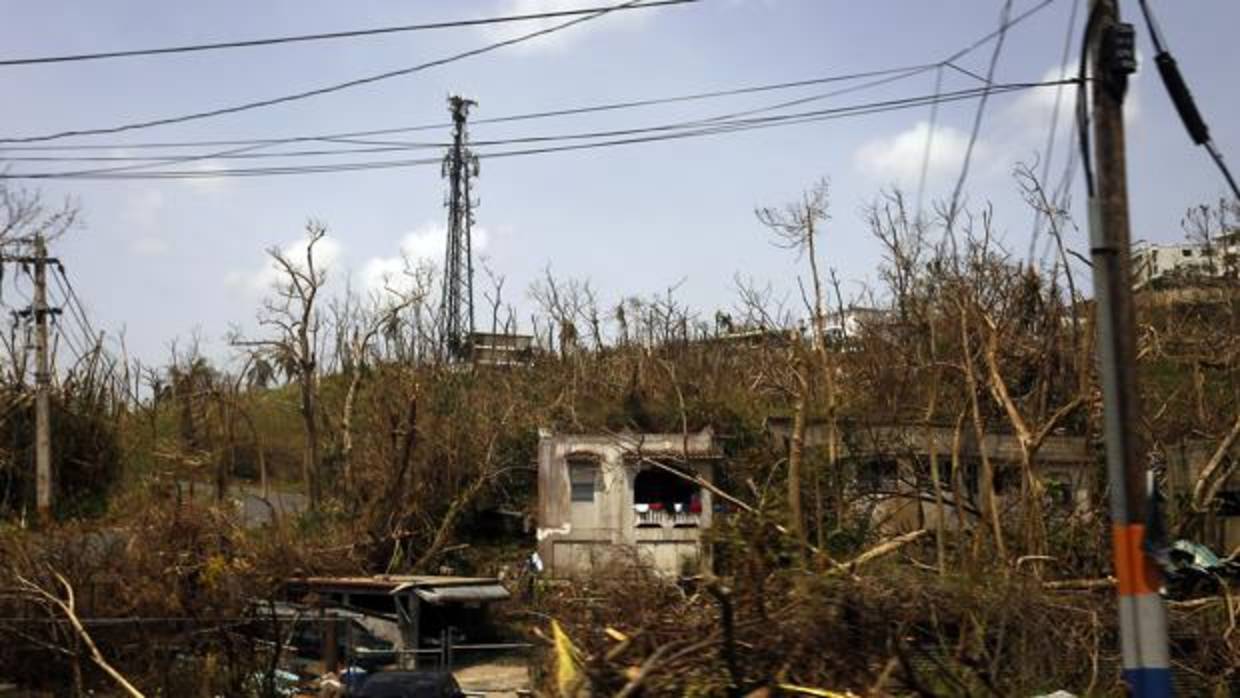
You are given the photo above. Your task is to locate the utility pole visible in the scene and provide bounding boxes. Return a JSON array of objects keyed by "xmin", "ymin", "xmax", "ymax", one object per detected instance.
[
  {"xmin": 33, "ymin": 234, "xmax": 52, "ymax": 525},
  {"xmin": 440, "ymin": 95, "xmax": 480, "ymax": 360},
  {"xmin": 1085, "ymin": 1, "xmax": 1171, "ymax": 695},
  {"xmin": 3, "ymin": 235, "xmax": 60, "ymax": 525}
]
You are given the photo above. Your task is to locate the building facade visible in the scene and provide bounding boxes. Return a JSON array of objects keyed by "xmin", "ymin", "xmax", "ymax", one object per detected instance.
[
  {"xmin": 536, "ymin": 428, "xmax": 720, "ymax": 578},
  {"xmin": 1132, "ymin": 237, "xmax": 1240, "ymax": 288}
]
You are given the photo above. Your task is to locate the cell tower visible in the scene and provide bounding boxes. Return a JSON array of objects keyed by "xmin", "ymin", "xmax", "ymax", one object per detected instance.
[{"xmin": 440, "ymin": 95, "xmax": 479, "ymax": 359}]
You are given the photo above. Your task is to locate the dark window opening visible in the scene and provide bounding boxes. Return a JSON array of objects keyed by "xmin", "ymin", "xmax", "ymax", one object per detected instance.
[
  {"xmin": 633, "ymin": 467, "xmax": 701, "ymax": 515},
  {"xmin": 857, "ymin": 458, "xmax": 899, "ymax": 493},
  {"xmin": 1043, "ymin": 475, "xmax": 1075, "ymax": 509},
  {"xmin": 994, "ymin": 467, "xmax": 1021, "ymax": 494},
  {"xmin": 1218, "ymin": 490, "xmax": 1240, "ymax": 517}
]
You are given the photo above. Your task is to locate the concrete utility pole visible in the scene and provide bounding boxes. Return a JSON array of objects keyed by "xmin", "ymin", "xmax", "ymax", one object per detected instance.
[
  {"xmin": 3, "ymin": 235, "xmax": 61, "ymax": 524},
  {"xmin": 33, "ymin": 234, "xmax": 52, "ymax": 525},
  {"xmin": 1085, "ymin": 1, "xmax": 1171, "ymax": 695},
  {"xmin": 440, "ymin": 95, "xmax": 480, "ymax": 360}
]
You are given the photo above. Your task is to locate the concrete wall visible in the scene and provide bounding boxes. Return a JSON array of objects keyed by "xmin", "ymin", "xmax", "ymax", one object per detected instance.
[
  {"xmin": 768, "ymin": 419, "xmax": 1240, "ymax": 551},
  {"xmin": 537, "ymin": 429, "xmax": 718, "ymax": 578}
]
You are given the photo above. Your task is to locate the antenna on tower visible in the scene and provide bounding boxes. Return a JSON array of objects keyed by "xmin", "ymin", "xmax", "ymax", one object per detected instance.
[{"xmin": 440, "ymin": 95, "xmax": 479, "ymax": 360}]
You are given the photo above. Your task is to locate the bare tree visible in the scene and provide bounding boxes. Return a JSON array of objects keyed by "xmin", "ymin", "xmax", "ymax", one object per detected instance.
[
  {"xmin": 232, "ymin": 222, "xmax": 330, "ymax": 510},
  {"xmin": 331, "ymin": 284, "xmax": 417, "ymax": 488},
  {"xmin": 757, "ymin": 179, "xmax": 841, "ymax": 542}
]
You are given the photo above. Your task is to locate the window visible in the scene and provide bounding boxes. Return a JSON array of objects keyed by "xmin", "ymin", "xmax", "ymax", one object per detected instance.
[
  {"xmin": 1219, "ymin": 490, "xmax": 1240, "ymax": 517},
  {"xmin": 633, "ymin": 467, "xmax": 702, "ymax": 526},
  {"xmin": 1182, "ymin": 248, "xmax": 1194, "ymax": 257},
  {"xmin": 569, "ymin": 460, "xmax": 597, "ymax": 503}
]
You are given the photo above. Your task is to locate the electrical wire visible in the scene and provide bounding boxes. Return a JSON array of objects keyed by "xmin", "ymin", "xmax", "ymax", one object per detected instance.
[
  {"xmin": 0, "ymin": 0, "xmax": 1055, "ymax": 152},
  {"xmin": 945, "ymin": 0, "xmax": 1014, "ymax": 231},
  {"xmin": 0, "ymin": 0, "xmax": 684, "ymax": 145},
  {"xmin": 52, "ymin": 266, "xmax": 99, "ymax": 350},
  {"xmin": 2, "ymin": 80, "xmax": 1074, "ymax": 181},
  {"xmin": 1136, "ymin": 0, "xmax": 1240, "ymax": 200},
  {"xmin": 51, "ymin": 313, "xmax": 90, "ymax": 367},
  {"xmin": 0, "ymin": 65, "xmax": 928, "ymax": 157},
  {"xmin": 0, "ymin": 1, "xmax": 696, "ymax": 67},
  {"xmin": 1027, "ymin": 0, "xmax": 1082, "ymax": 261},
  {"xmin": 1076, "ymin": 1, "xmax": 1105, "ymax": 198},
  {"xmin": 0, "ymin": 65, "xmax": 958, "ymax": 157},
  {"xmin": 45, "ymin": 279, "xmax": 90, "ymax": 358},
  {"xmin": 915, "ymin": 65, "xmax": 945, "ymax": 221}
]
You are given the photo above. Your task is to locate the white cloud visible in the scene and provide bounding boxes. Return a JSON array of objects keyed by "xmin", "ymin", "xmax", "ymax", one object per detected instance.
[
  {"xmin": 359, "ymin": 222, "xmax": 491, "ymax": 296},
  {"xmin": 478, "ymin": 0, "xmax": 656, "ymax": 52},
  {"xmin": 182, "ymin": 158, "xmax": 231, "ymax": 193},
  {"xmin": 230, "ymin": 233, "xmax": 343, "ymax": 293},
  {"xmin": 854, "ymin": 121, "xmax": 981, "ymax": 186},
  {"xmin": 853, "ymin": 59, "xmax": 1138, "ymax": 194}
]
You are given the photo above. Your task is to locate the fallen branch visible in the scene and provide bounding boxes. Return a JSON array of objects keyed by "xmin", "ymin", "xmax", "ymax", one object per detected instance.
[
  {"xmin": 615, "ymin": 643, "xmax": 671, "ymax": 698},
  {"xmin": 828, "ymin": 529, "xmax": 928, "ymax": 577},
  {"xmin": 1191, "ymin": 413, "xmax": 1240, "ymax": 512},
  {"xmin": 16, "ymin": 571, "xmax": 145, "ymax": 698},
  {"xmin": 1042, "ymin": 577, "xmax": 1116, "ymax": 591}
]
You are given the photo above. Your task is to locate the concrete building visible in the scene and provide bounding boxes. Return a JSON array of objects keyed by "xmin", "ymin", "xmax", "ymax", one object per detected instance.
[
  {"xmin": 536, "ymin": 428, "xmax": 721, "ymax": 578},
  {"xmin": 1132, "ymin": 236, "xmax": 1240, "ymax": 288},
  {"xmin": 765, "ymin": 417, "xmax": 1240, "ymax": 552},
  {"xmin": 765, "ymin": 417, "xmax": 1097, "ymax": 533}
]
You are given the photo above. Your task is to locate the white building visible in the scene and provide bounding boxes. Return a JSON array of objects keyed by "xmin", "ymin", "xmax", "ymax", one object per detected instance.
[{"xmin": 1132, "ymin": 236, "xmax": 1240, "ymax": 288}]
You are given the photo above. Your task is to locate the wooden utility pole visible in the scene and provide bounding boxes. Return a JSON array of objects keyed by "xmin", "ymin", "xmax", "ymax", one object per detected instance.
[{"xmin": 1085, "ymin": 1, "xmax": 1170, "ymax": 695}]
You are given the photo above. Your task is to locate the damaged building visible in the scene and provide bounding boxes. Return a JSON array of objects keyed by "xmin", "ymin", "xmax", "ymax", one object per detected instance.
[
  {"xmin": 765, "ymin": 416, "xmax": 1240, "ymax": 552},
  {"xmin": 282, "ymin": 574, "xmax": 511, "ymax": 669},
  {"xmin": 536, "ymin": 428, "xmax": 722, "ymax": 578}
]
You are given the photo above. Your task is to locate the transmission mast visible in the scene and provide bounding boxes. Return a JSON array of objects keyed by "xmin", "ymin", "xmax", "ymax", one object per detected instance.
[{"xmin": 440, "ymin": 95, "xmax": 480, "ymax": 359}]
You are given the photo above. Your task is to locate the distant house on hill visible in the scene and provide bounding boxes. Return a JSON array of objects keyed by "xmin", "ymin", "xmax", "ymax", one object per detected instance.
[
  {"xmin": 1133, "ymin": 232, "xmax": 1240, "ymax": 288},
  {"xmin": 536, "ymin": 428, "xmax": 721, "ymax": 578}
]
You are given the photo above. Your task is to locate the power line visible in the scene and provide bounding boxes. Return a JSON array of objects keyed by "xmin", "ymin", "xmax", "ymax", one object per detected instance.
[
  {"xmin": 52, "ymin": 266, "xmax": 98, "ymax": 351},
  {"xmin": 1136, "ymin": 0, "xmax": 1240, "ymax": 200},
  {"xmin": 0, "ymin": 1, "xmax": 696, "ymax": 67},
  {"xmin": 3, "ymin": 80, "xmax": 1074, "ymax": 181},
  {"xmin": 915, "ymin": 65, "xmax": 945, "ymax": 220},
  {"xmin": 945, "ymin": 0, "xmax": 1015, "ymax": 231},
  {"xmin": 1075, "ymin": 1, "xmax": 1103, "ymax": 198},
  {"xmin": 46, "ymin": 278, "xmax": 91, "ymax": 362},
  {"xmin": 1, "ymin": 2, "xmax": 1065, "ymax": 184},
  {"xmin": 51, "ymin": 314, "xmax": 89, "ymax": 367},
  {"xmin": 0, "ymin": 0, "xmax": 1055, "ymax": 152},
  {"xmin": 1027, "ymin": 0, "xmax": 1082, "ymax": 262},
  {"xmin": 0, "ymin": 0, "xmax": 692, "ymax": 145},
  {"xmin": 0, "ymin": 65, "xmax": 927, "ymax": 158},
  {"xmin": 2, "ymin": 73, "xmax": 951, "ymax": 168}
]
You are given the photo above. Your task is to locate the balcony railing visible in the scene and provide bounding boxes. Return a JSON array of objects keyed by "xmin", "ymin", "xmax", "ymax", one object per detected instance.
[{"xmin": 634, "ymin": 507, "xmax": 701, "ymax": 528}]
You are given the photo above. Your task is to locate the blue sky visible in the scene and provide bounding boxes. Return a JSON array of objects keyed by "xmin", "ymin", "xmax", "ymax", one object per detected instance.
[{"xmin": 2, "ymin": 0, "xmax": 1238, "ymax": 366}]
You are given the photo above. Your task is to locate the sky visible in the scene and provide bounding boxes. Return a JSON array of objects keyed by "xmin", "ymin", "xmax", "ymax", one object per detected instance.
[{"xmin": 1, "ymin": 0, "xmax": 1238, "ymax": 368}]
